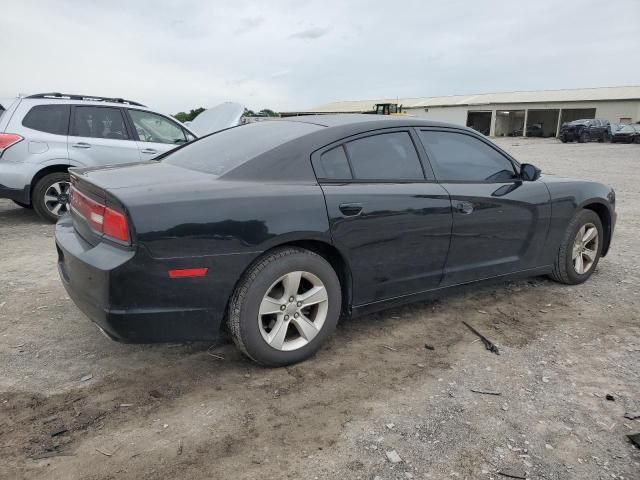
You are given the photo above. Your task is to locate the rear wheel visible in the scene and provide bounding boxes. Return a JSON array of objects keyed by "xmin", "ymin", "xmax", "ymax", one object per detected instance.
[
  {"xmin": 634, "ymin": 135, "xmax": 640, "ymax": 144},
  {"xmin": 32, "ymin": 172, "xmax": 71, "ymax": 223},
  {"xmin": 12, "ymin": 200, "xmax": 32, "ymax": 209},
  {"xmin": 549, "ymin": 210, "xmax": 603, "ymax": 285},
  {"xmin": 228, "ymin": 247, "xmax": 342, "ymax": 366}
]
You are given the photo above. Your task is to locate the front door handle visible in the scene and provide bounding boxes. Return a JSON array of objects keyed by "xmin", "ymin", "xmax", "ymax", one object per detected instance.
[
  {"xmin": 339, "ymin": 203, "xmax": 363, "ymax": 217},
  {"xmin": 141, "ymin": 148, "xmax": 158, "ymax": 155},
  {"xmin": 72, "ymin": 142, "xmax": 91, "ymax": 149},
  {"xmin": 455, "ymin": 201, "xmax": 474, "ymax": 214}
]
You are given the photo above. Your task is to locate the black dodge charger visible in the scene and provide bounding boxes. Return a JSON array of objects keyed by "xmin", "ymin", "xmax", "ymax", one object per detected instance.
[{"xmin": 55, "ymin": 116, "xmax": 616, "ymax": 366}]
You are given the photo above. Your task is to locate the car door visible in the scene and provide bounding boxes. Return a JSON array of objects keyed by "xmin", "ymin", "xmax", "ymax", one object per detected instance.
[
  {"xmin": 126, "ymin": 109, "xmax": 195, "ymax": 159},
  {"xmin": 589, "ymin": 119, "xmax": 603, "ymax": 140},
  {"xmin": 417, "ymin": 129, "xmax": 551, "ymax": 286},
  {"xmin": 313, "ymin": 129, "xmax": 452, "ymax": 305},
  {"xmin": 68, "ymin": 106, "xmax": 140, "ymax": 167}
]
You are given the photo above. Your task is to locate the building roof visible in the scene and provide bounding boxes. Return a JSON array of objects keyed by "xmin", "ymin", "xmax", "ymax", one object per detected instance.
[{"xmin": 298, "ymin": 86, "xmax": 640, "ymax": 113}]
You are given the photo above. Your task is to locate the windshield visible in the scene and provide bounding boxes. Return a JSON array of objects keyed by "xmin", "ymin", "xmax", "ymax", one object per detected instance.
[
  {"xmin": 620, "ymin": 125, "xmax": 637, "ymax": 133},
  {"xmin": 164, "ymin": 120, "xmax": 322, "ymax": 176},
  {"xmin": 569, "ymin": 119, "xmax": 590, "ymax": 125}
]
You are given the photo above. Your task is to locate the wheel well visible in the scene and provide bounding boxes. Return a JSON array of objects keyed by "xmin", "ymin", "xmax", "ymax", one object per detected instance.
[
  {"xmin": 283, "ymin": 240, "xmax": 353, "ymax": 317},
  {"xmin": 583, "ymin": 203, "xmax": 612, "ymax": 256},
  {"xmin": 30, "ymin": 165, "xmax": 70, "ymax": 202}
]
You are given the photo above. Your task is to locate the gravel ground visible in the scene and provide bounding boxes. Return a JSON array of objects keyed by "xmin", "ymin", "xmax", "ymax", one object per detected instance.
[{"xmin": 0, "ymin": 138, "xmax": 639, "ymax": 480}]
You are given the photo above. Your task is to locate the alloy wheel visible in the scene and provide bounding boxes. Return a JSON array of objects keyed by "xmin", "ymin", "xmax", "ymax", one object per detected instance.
[
  {"xmin": 572, "ymin": 222, "xmax": 598, "ymax": 274},
  {"xmin": 43, "ymin": 181, "xmax": 71, "ymax": 217},
  {"xmin": 258, "ymin": 270, "xmax": 329, "ymax": 351}
]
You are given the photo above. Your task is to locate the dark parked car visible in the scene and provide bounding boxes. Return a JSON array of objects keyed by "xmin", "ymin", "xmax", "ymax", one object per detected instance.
[
  {"xmin": 510, "ymin": 124, "xmax": 544, "ymax": 137},
  {"xmin": 560, "ymin": 118, "xmax": 610, "ymax": 143},
  {"xmin": 611, "ymin": 124, "xmax": 640, "ymax": 144},
  {"xmin": 55, "ymin": 116, "xmax": 616, "ymax": 366}
]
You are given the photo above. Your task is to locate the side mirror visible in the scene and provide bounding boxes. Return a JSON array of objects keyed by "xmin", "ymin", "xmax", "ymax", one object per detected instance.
[{"xmin": 520, "ymin": 163, "xmax": 541, "ymax": 181}]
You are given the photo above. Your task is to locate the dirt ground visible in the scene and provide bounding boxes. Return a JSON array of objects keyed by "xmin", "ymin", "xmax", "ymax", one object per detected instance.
[{"xmin": 1, "ymin": 138, "xmax": 639, "ymax": 480}]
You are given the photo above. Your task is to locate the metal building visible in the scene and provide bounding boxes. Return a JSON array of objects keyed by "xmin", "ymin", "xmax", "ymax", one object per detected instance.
[{"xmin": 284, "ymin": 86, "xmax": 640, "ymax": 137}]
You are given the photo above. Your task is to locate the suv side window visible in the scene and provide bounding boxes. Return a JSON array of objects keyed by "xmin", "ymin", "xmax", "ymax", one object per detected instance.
[
  {"xmin": 129, "ymin": 110, "xmax": 188, "ymax": 145},
  {"xmin": 419, "ymin": 130, "xmax": 517, "ymax": 182},
  {"xmin": 344, "ymin": 132, "xmax": 424, "ymax": 180},
  {"xmin": 22, "ymin": 105, "xmax": 70, "ymax": 135},
  {"xmin": 72, "ymin": 106, "xmax": 129, "ymax": 140}
]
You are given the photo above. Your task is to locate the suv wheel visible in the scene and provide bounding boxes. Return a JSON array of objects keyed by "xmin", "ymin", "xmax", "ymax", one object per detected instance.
[
  {"xmin": 33, "ymin": 172, "xmax": 71, "ymax": 223},
  {"xmin": 228, "ymin": 247, "xmax": 342, "ymax": 367},
  {"xmin": 549, "ymin": 210, "xmax": 603, "ymax": 285},
  {"xmin": 578, "ymin": 131, "xmax": 590, "ymax": 143}
]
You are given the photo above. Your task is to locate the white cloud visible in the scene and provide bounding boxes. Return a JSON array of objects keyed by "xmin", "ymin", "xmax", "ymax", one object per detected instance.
[{"xmin": 2, "ymin": 0, "xmax": 639, "ymax": 114}]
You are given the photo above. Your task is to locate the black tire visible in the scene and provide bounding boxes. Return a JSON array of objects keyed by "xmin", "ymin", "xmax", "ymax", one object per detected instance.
[
  {"xmin": 549, "ymin": 209, "xmax": 603, "ymax": 285},
  {"xmin": 12, "ymin": 200, "xmax": 32, "ymax": 209},
  {"xmin": 228, "ymin": 247, "xmax": 342, "ymax": 367},
  {"xmin": 578, "ymin": 131, "xmax": 589, "ymax": 143},
  {"xmin": 560, "ymin": 135, "xmax": 568, "ymax": 143},
  {"xmin": 634, "ymin": 136, "xmax": 640, "ymax": 144},
  {"xmin": 32, "ymin": 172, "xmax": 70, "ymax": 223}
]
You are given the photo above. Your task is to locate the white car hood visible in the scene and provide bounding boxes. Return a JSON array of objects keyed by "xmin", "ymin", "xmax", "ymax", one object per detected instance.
[{"xmin": 189, "ymin": 102, "xmax": 245, "ymax": 137}]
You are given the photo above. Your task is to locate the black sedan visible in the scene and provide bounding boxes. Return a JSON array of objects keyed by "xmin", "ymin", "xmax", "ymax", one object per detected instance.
[
  {"xmin": 56, "ymin": 116, "xmax": 616, "ymax": 366},
  {"xmin": 611, "ymin": 124, "xmax": 640, "ymax": 144}
]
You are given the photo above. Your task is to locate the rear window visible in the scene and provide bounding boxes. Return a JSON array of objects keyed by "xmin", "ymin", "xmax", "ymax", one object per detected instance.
[
  {"xmin": 164, "ymin": 121, "xmax": 321, "ymax": 175},
  {"xmin": 22, "ymin": 104, "xmax": 70, "ymax": 135}
]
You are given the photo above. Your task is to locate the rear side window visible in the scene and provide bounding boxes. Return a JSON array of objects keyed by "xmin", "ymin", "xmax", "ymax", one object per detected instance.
[
  {"xmin": 22, "ymin": 104, "xmax": 70, "ymax": 135},
  {"xmin": 315, "ymin": 146, "xmax": 352, "ymax": 179},
  {"xmin": 72, "ymin": 106, "xmax": 129, "ymax": 140},
  {"xmin": 419, "ymin": 131, "xmax": 517, "ymax": 182},
  {"xmin": 344, "ymin": 132, "xmax": 424, "ymax": 180},
  {"xmin": 164, "ymin": 121, "xmax": 321, "ymax": 176}
]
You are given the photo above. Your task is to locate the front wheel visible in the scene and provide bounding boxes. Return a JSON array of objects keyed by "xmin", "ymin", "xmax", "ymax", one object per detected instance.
[
  {"xmin": 32, "ymin": 172, "xmax": 71, "ymax": 223},
  {"xmin": 228, "ymin": 247, "xmax": 342, "ymax": 366},
  {"xmin": 634, "ymin": 136, "xmax": 640, "ymax": 144},
  {"xmin": 549, "ymin": 210, "xmax": 603, "ymax": 285}
]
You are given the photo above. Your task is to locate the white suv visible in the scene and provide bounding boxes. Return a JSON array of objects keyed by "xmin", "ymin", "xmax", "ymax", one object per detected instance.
[{"xmin": 0, "ymin": 93, "xmax": 197, "ymax": 222}]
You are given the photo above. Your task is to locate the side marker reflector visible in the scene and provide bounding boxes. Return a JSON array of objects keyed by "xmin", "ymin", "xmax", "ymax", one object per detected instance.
[{"xmin": 168, "ymin": 268, "xmax": 208, "ymax": 278}]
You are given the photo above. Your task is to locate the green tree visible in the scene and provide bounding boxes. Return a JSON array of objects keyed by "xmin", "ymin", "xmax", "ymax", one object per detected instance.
[{"xmin": 173, "ymin": 107, "xmax": 206, "ymax": 123}]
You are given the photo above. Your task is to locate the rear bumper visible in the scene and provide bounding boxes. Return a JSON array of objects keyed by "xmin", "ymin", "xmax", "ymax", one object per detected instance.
[
  {"xmin": 0, "ymin": 183, "xmax": 29, "ymax": 203},
  {"xmin": 55, "ymin": 216, "xmax": 249, "ymax": 343}
]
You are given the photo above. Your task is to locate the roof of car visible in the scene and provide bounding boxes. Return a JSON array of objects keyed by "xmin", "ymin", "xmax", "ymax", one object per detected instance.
[{"xmin": 278, "ymin": 114, "xmax": 461, "ymax": 130}]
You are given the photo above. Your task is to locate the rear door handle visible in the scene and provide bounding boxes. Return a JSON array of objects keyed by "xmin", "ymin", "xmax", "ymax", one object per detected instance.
[
  {"xmin": 339, "ymin": 203, "xmax": 363, "ymax": 217},
  {"xmin": 141, "ymin": 148, "xmax": 158, "ymax": 155},
  {"xmin": 455, "ymin": 201, "xmax": 474, "ymax": 214},
  {"xmin": 72, "ymin": 142, "xmax": 91, "ymax": 149}
]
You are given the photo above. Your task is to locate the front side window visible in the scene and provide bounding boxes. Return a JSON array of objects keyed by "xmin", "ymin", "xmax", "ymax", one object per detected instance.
[
  {"xmin": 73, "ymin": 107, "xmax": 129, "ymax": 140},
  {"xmin": 344, "ymin": 132, "xmax": 424, "ymax": 180},
  {"xmin": 22, "ymin": 104, "xmax": 70, "ymax": 135},
  {"xmin": 419, "ymin": 131, "xmax": 517, "ymax": 182},
  {"xmin": 129, "ymin": 110, "xmax": 187, "ymax": 145}
]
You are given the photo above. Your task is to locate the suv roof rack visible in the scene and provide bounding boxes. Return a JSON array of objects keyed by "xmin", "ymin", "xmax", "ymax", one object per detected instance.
[{"xmin": 25, "ymin": 93, "xmax": 146, "ymax": 107}]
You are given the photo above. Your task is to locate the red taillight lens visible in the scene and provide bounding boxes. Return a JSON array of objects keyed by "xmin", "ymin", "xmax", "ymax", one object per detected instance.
[
  {"xmin": 0, "ymin": 133, "xmax": 23, "ymax": 156},
  {"xmin": 69, "ymin": 186, "xmax": 130, "ymax": 244},
  {"xmin": 103, "ymin": 207, "xmax": 130, "ymax": 243}
]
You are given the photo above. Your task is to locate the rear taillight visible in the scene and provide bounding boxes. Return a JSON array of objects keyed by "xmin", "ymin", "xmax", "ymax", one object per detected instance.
[
  {"xmin": 69, "ymin": 186, "xmax": 130, "ymax": 244},
  {"xmin": 0, "ymin": 133, "xmax": 23, "ymax": 156}
]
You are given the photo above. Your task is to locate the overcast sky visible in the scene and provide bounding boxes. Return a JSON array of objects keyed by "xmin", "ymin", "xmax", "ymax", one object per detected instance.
[{"xmin": 3, "ymin": 0, "xmax": 639, "ymax": 114}]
